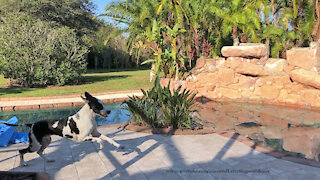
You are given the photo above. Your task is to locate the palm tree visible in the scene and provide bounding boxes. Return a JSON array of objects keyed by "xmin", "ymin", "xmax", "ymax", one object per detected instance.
[
  {"xmin": 311, "ymin": 0, "xmax": 320, "ymax": 41},
  {"xmin": 210, "ymin": 0, "xmax": 262, "ymax": 45}
]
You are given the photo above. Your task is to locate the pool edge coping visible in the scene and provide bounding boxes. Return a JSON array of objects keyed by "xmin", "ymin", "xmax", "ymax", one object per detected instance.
[{"xmin": 0, "ymin": 90, "xmax": 143, "ymax": 112}]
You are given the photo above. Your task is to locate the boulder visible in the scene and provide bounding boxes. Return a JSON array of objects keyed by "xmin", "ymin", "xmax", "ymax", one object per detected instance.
[
  {"xmin": 287, "ymin": 47, "xmax": 320, "ymax": 72},
  {"xmin": 290, "ymin": 68, "xmax": 320, "ymax": 89},
  {"xmin": 260, "ymin": 85, "xmax": 282, "ymax": 100},
  {"xmin": 218, "ymin": 68, "xmax": 236, "ymax": 86},
  {"xmin": 221, "ymin": 44, "xmax": 268, "ymax": 58},
  {"xmin": 194, "ymin": 56, "xmax": 207, "ymax": 69},
  {"xmin": 310, "ymin": 41, "xmax": 320, "ymax": 49},
  {"xmin": 235, "ymin": 61, "xmax": 265, "ymax": 76},
  {"xmin": 264, "ymin": 58, "xmax": 286, "ymax": 76}
]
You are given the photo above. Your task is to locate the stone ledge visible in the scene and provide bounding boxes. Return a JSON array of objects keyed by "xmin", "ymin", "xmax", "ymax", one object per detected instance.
[
  {"xmin": 221, "ymin": 44, "xmax": 268, "ymax": 58},
  {"xmin": 0, "ymin": 92, "xmax": 143, "ymax": 111},
  {"xmin": 0, "ymin": 90, "xmax": 141, "ymax": 101}
]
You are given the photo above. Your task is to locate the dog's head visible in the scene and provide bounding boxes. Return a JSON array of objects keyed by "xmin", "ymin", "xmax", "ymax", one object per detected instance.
[{"xmin": 81, "ymin": 92, "xmax": 111, "ymax": 118}]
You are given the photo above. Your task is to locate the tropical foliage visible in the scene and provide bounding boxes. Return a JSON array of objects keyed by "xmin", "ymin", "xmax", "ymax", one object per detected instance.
[
  {"xmin": 89, "ymin": 22, "xmax": 137, "ymax": 69},
  {"xmin": 104, "ymin": 0, "xmax": 320, "ymax": 77},
  {"xmin": 124, "ymin": 77, "xmax": 200, "ymax": 129}
]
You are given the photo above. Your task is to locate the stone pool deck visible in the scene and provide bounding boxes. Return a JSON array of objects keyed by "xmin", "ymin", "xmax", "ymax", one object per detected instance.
[
  {"xmin": 0, "ymin": 124, "xmax": 319, "ymax": 180},
  {"xmin": 0, "ymin": 91, "xmax": 143, "ymax": 111}
]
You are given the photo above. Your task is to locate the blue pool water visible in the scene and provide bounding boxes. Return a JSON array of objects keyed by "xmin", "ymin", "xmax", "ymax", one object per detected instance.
[{"xmin": 0, "ymin": 103, "xmax": 130, "ymax": 132}]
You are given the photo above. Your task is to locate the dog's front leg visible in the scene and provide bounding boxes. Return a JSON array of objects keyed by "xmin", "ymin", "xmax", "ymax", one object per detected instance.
[
  {"xmin": 84, "ymin": 136, "xmax": 104, "ymax": 149},
  {"xmin": 99, "ymin": 134, "xmax": 124, "ymax": 149},
  {"xmin": 91, "ymin": 127, "xmax": 124, "ymax": 149}
]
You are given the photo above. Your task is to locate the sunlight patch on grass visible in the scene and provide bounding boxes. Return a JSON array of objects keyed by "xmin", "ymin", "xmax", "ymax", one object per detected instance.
[{"xmin": 0, "ymin": 75, "xmax": 9, "ymax": 87}]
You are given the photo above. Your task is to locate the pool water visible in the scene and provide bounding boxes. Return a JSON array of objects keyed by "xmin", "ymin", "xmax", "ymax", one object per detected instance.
[
  {"xmin": 197, "ymin": 101, "xmax": 320, "ymax": 162},
  {"xmin": 0, "ymin": 103, "xmax": 130, "ymax": 132}
]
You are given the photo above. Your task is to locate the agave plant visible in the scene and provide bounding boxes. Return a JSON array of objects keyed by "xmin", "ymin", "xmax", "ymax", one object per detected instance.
[
  {"xmin": 123, "ymin": 76, "xmax": 201, "ymax": 129},
  {"xmin": 160, "ymin": 81, "xmax": 199, "ymax": 129}
]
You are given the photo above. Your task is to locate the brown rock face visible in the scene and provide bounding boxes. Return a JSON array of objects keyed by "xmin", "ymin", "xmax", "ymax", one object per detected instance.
[
  {"xmin": 215, "ymin": 87, "xmax": 241, "ymax": 99},
  {"xmin": 235, "ymin": 61, "xmax": 265, "ymax": 76},
  {"xmin": 221, "ymin": 44, "xmax": 268, "ymax": 58},
  {"xmin": 260, "ymin": 85, "xmax": 282, "ymax": 100},
  {"xmin": 264, "ymin": 58, "xmax": 286, "ymax": 76},
  {"xmin": 287, "ymin": 47, "xmax": 320, "ymax": 72},
  {"xmin": 162, "ymin": 47, "xmax": 320, "ymax": 109},
  {"xmin": 194, "ymin": 56, "xmax": 207, "ymax": 69},
  {"xmin": 218, "ymin": 68, "xmax": 236, "ymax": 86},
  {"xmin": 290, "ymin": 68, "xmax": 320, "ymax": 89}
]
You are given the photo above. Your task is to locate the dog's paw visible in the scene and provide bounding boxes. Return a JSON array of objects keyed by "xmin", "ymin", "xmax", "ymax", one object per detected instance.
[
  {"xmin": 47, "ymin": 159, "xmax": 55, "ymax": 163},
  {"xmin": 99, "ymin": 143, "xmax": 104, "ymax": 150},
  {"xmin": 21, "ymin": 163, "xmax": 28, "ymax": 167}
]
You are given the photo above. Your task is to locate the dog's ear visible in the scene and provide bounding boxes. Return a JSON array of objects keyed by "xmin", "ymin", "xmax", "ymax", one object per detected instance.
[
  {"xmin": 81, "ymin": 95, "xmax": 89, "ymax": 103},
  {"xmin": 85, "ymin": 92, "xmax": 93, "ymax": 100}
]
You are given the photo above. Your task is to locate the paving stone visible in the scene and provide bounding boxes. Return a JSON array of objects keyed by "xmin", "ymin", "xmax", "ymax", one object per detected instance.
[{"xmin": 47, "ymin": 164, "xmax": 79, "ymax": 180}]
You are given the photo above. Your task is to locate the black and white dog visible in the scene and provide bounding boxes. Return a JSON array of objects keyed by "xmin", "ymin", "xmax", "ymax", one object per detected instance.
[{"xmin": 1, "ymin": 92, "xmax": 123, "ymax": 166}]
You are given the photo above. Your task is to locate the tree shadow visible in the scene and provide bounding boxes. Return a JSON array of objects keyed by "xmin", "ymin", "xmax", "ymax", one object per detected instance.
[
  {"xmin": 3, "ymin": 126, "xmax": 319, "ymax": 180},
  {"xmin": 82, "ymin": 75, "xmax": 131, "ymax": 84},
  {"xmin": 85, "ymin": 68, "xmax": 150, "ymax": 75},
  {"xmin": 0, "ymin": 88, "xmax": 30, "ymax": 96}
]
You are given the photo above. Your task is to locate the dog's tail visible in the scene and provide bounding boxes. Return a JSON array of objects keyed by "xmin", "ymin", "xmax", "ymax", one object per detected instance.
[{"xmin": 0, "ymin": 122, "xmax": 32, "ymax": 128}]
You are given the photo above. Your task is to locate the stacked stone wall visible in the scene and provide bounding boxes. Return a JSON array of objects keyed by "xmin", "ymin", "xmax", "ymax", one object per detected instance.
[{"xmin": 161, "ymin": 42, "xmax": 320, "ymax": 109}]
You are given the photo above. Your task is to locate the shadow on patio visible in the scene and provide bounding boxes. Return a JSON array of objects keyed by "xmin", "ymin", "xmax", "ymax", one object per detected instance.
[{"xmin": 2, "ymin": 125, "xmax": 320, "ymax": 179}]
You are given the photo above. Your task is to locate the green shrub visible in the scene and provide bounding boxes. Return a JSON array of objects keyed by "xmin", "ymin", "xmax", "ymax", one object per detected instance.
[
  {"xmin": 124, "ymin": 77, "xmax": 201, "ymax": 129},
  {"xmin": 0, "ymin": 13, "xmax": 88, "ymax": 87}
]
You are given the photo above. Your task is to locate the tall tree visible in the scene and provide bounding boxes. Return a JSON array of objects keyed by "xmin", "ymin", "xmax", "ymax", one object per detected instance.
[{"xmin": 0, "ymin": 0, "xmax": 100, "ymax": 46}]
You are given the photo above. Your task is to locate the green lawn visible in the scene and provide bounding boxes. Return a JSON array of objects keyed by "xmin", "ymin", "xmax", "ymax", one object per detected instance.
[{"xmin": 0, "ymin": 69, "xmax": 152, "ymax": 98}]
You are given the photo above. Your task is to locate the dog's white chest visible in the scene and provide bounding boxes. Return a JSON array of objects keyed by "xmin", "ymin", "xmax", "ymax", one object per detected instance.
[
  {"xmin": 29, "ymin": 128, "xmax": 41, "ymax": 151},
  {"xmin": 62, "ymin": 115, "xmax": 94, "ymax": 141}
]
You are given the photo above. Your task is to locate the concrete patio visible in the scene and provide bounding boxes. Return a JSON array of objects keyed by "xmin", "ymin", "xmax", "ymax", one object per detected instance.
[{"xmin": 0, "ymin": 124, "xmax": 319, "ymax": 180}]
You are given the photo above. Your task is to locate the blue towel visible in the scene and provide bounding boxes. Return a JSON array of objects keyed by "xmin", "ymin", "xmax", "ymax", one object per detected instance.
[
  {"xmin": 0, "ymin": 116, "xmax": 18, "ymax": 147},
  {"xmin": 9, "ymin": 131, "xmax": 29, "ymax": 144}
]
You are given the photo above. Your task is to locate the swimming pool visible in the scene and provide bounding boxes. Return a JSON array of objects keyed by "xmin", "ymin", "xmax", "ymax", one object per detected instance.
[
  {"xmin": 0, "ymin": 103, "xmax": 130, "ymax": 132},
  {"xmin": 1, "ymin": 101, "xmax": 320, "ymax": 161}
]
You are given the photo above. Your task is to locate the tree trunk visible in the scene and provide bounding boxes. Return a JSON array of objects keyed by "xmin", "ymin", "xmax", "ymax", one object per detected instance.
[
  {"xmin": 108, "ymin": 57, "xmax": 111, "ymax": 70},
  {"xmin": 175, "ymin": 64, "xmax": 179, "ymax": 80},
  {"xmin": 271, "ymin": 0, "xmax": 277, "ymax": 26},
  {"xmin": 232, "ymin": 26, "xmax": 239, "ymax": 46},
  {"xmin": 150, "ymin": 63, "xmax": 155, "ymax": 82},
  {"xmin": 115, "ymin": 57, "xmax": 118, "ymax": 69},
  {"xmin": 94, "ymin": 56, "xmax": 98, "ymax": 70},
  {"xmin": 312, "ymin": 0, "xmax": 320, "ymax": 40},
  {"xmin": 265, "ymin": 38, "xmax": 270, "ymax": 58},
  {"xmin": 102, "ymin": 54, "xmax": 107, "ymax": 69}
]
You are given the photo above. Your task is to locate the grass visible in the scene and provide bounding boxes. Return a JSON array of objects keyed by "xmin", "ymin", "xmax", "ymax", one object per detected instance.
[
  {"xmin": 0, "ymin": 75, "xmax": 8, "ymax": 87},
  {"xmin": 0, "ymin": 68, "xmax": 152, "ymax": 98}
]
